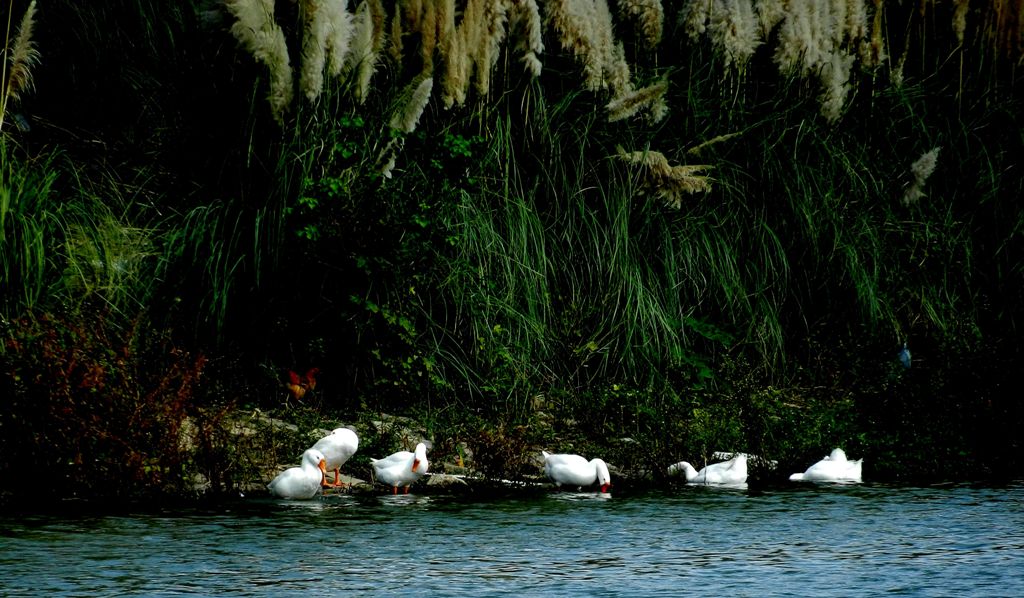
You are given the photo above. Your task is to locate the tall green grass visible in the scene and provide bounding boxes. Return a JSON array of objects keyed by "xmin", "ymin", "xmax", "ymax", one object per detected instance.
[
  {"xmin": 428, "ymin": 90, "xmax": 766, "ymax": 412},
  {"xmin": 0, "ymin": 139, "xmax": 162, "ymax": 325},
  {"xmin": 0, "ymin": 140, "xmax": 56, "ymax": 318}
]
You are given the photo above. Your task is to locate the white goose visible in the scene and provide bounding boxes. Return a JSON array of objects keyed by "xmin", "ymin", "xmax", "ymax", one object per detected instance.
[
  {"xmin": 311, "ymin": 427, "xmax": 359, "ymax": 487},
  {"xmin": 268, "ymin": 448, "xmax": 327, "ymax": 499},
  {"xmin": 542, "ymin": 451, "xmax": 612, "ymax": 493},
  {"xmin": 789, "ymin": 448, "xmax": 863, "ymax": 482},
  {"xmin": 667, "ymin": 453, "xmax": 748, "ymax": 486},
  {"xmin": 370, "ymin": 442, "xmax": 429, "ymax": 494}
]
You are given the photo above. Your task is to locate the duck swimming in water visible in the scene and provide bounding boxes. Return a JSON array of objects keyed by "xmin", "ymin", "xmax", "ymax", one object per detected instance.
[
  {"xmin": 542, "ymin": 451, "xmax": 612, "ymax": 493},
  {"xmin": 789, "ymin": 448, "xmax": 863, "ymax": 482},
  {"xmin": 667, "ymin": 453, "xmax": 748, "ymax": 486},
  {"xmin": 268, "ymin": 448, "xmax": 328, "ymax": 499}
]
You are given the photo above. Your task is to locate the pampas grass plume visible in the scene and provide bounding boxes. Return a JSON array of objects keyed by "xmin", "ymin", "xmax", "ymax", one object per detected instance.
[
  {"xmin": 547, "ymin": 0, "xmax": 609, "ymax": 92},
  {"xmin": 435, "ymin": 0, "xmax": 455, "ymax": 56},
  {"xmin": 953, "ymin": 0, "xmax": 970, "ymax": 46},
  {"xmin": 607, "ymin": 78, "xmax": 667, "ymax": 123},
  {"xmin": 325, "ymin": 0, "xmax": 353, "ymax": 77},
  {"xmin": 418, "ymin": 0, "xmax": 438, "ymax": 75},
  {"xmin": 756, "ymin": 0, "xmax": 787, "ymax": 37},
  {"xmin": 388, "ymin": 3, "xmax": 404, "ymax": 65},
  {"xmin": 3, "ymin": 0, "xmax": 40, "ymax": 110},
  {"xmin": 472, "ymin": 0, "xmax": 509, "ymax": 97},
  {"xmin": 441, "ymin": 26, "xmax": 469, "ymax": 108},
  {"xmin": 618, "ymin": 147, "xmax": 713, "ymax": 209},
  {"xmin": 910, "ymin": 147, "xmax": 940, "ymax": 182},
  {"xmin": 902, "ymin": 146, "xmax": 941, "ymax": 206},
  {"xmin": 368, "ymin": 0, "xmax": 387, "ymax": 53},
  {"xmin": 346, "ymin": 0, "xmax": 379, "ymax": 103},
  {"xmin": 709, "ymin": 0, "xmax": 761, "ymax": 71},
  {"xmin": 390, "ymin": 75, "xmax": 433, "ymax": 133},
  {"xmin": 377, "ymin": 136, "xmax": 404, "ymax": 178},
  {"xmin": 617, "ymin": 0, "xmax": 663, "ymax": 49},
  {"xmin": 300, "ymin": 0, "xmax": 331, "ymax": 102},
  {"xmin": 818, "ymin": 50, "xmax": 853, "ymax": 123},
  {"xmin": 225, "ymin": 0, "xmax": 294, "ymax": 125},
  {"xmin": 510, "ymin": 0, "xmax": 544, "ymax": 76},
  {"xmin": 863, "ymin": 0, "xmax": 886, "ymax": 67},
  {"xmin": 299, "ymin": 0, "xmax": 351, "ymax": 101}
]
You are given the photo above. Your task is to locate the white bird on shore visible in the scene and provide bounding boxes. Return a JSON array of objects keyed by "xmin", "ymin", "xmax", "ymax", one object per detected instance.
[
  {"xmin": 542, "ymin": 451, "xmax": 612, "ymax": 493},
  {"xmin": 370, "ymin": 442, "xmax": 429, "ymax": 494},
  {"xmin": 667, "ymin": 453, "xmax": 748, "ymax": 486},
  {"xmin": 268, "ymin": 448, "xmax": 328, "ymax": 499},
  {"xmin": 311, "ymin": 427, "xmax": 359, "ymax": 487},
  {"xmin": 789, "ymin": 448, "xmax": 863, "ymax": 482}
]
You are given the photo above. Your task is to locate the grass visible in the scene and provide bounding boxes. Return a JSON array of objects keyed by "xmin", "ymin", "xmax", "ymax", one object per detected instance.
[
  {"xmin": 0, "ymin": 140, "xmax": 56, "ymax": 318},
  {"xmin": 1, "ymin": 1, "xmax": 1023, "ymax": 500}
]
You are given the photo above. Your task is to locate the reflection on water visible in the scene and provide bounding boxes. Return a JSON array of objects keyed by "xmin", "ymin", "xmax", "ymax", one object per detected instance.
[
  {"xmin": 2, "ymin": 482, "xmax": 1024, "ymax": 596},
  {"xmin": 549, "ymin": 491, "xmax": 614, "ymax": 502}
]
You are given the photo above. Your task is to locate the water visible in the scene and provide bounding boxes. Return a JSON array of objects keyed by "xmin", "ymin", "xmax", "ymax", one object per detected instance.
[{"xmin": 3, "ymin": 482, "xmax": 1024, "ymax": 596}]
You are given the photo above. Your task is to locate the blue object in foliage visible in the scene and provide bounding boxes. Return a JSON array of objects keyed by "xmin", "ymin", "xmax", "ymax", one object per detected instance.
[{"xmin": 898, "ymin": 342, "xmax": 911, "ymax": 369}]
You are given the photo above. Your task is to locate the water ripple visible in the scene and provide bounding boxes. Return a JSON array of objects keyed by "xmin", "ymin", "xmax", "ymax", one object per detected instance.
[{"xmin": 2, "ymin": 483, "xmax": 1024, "ymax": 596}]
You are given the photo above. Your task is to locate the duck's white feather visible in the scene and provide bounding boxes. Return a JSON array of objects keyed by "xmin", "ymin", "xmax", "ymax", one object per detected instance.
[
  {"xmin": 268, "ymin": 448, "xmax": 327, "ymax": 499},
  {"xmin": 370, "ymin": 442, "xmax": 429, "ymax": 491},
  {"xmin": 790, "ymin": 448, "xmax": 863, "ymax": 482},
  {"xmin": 542, "ymin": 451, "xmax": 612, "ymax": 492},
  {"xmin": 312, "ymin": 428, "xmax": 359, "ymax": 476},
  {"xmin": 668, "ymin": 453, "xmax": 748, "ymax": 485}
]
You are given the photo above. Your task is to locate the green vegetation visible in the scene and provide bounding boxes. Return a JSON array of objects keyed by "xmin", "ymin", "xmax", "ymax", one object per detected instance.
[{"xmin": 2, "ymin": 1, "xmax": 1023, "ymax": 502}]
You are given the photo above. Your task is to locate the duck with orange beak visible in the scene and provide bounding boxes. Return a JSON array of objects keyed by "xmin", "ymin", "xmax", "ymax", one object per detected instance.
[
  {"xmin": 267, "ymin": 448, "xmax": 328, "ymax": 499},
  {"xmin": 311, "ymin": 427, "xmax": 359, "ymax": 487},
  {"xmin": 370, "ymin": 442, "xmax": 429, "ymax": 494}
]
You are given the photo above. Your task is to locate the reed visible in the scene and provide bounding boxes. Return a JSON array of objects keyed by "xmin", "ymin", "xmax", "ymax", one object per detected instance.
[
  {"xmin": 901, "ymin": 146, "xmax": 940, "ymax": 207},
  {"xmin": 1, "ymin": 0, "xmax": 38, "ymax": 133},
  {"xmin": 615, "ymin": 145, "xmax": 712, "ymax": 208},
  {"xmin": 509, "ymin": 0, "xmax": 544, "ymax": 77},
  {"xmin": 345, "ymin": 0, "xmax": 380, "ymax": 103},
  {"xmin": 299, "ymin": 0, "xmax": 331, "ymax": 101},
  {"xmin": 617, "ymin": 0, "xmax": 664, "ymax": 50},
  {"xmin": 225, "ymin": 0, "xmax": 294, "ymax": 125}
]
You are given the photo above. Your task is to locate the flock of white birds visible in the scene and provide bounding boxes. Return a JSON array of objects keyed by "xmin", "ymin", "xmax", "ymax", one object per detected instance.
[
  {"xmin": 267, "ymin": 427, "xmax": 862, "ymax": 499},
  {"xmin": 666, "ymin": 447, "xmax": 863, "ymax": 489}
]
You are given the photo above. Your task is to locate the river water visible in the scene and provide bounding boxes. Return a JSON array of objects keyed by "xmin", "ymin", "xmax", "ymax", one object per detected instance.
[{"xmin": 2, "ymin": 481, "xmax": 1023, "ymax": 596}]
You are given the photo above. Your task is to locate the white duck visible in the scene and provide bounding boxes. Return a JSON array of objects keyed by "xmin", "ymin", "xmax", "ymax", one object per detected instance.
[
  {"xmin": 370, "ymin": 442, "xmax": 429, "ymax": 494},
  {"xmin": 667, "ymin": 453, "xmax": 748, "ymax": 485},
  {"xmin": 542, "ymin": 451, "xmax": 612, "ymax": 493},
  {"xmin": 268, "ymin": 448, "xmax": 327, "ymax": 499},
  {"xmin": 311, "ymin": 427, "xmax": 359, "ymax": 487},
  {"xmin": 789, "ymin": 448, "xmax": 863, "ymax": 482}
]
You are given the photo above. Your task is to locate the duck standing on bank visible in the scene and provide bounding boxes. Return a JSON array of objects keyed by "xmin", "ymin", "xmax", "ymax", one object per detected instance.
[
  {"xmin": 667, "ymin": 453, "xmax": 748, "ymax": 486},
  {"xmin": 542, "ymin": 451, "xmax": 612, "ymax": 493},
  {"xmin": 370, "ymin": 442, "xmax": 429, "ymax": 494},
  {"xmin": 311, "ymin": 427, "xmax": 359, "ymax": 487},
  {"xmin": 789, "ymin": 448, "xmax": 863, "ymax": 482},
  {"xmin": 268, "ymin": 448, "xmax": 328, "ymax": 500}
]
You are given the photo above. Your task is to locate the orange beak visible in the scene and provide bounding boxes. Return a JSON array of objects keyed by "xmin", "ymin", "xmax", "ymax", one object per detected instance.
[
  {"xmin": 411, "ymin": 458, "xmax": 420, "ymax": 472},
  {"xmin": 319, "ymin": 459, "xmax": 327, "ymax": 474}
]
